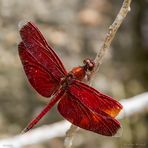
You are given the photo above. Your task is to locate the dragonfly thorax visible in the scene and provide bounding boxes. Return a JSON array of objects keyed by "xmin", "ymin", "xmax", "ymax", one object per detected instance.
[
  {"xmin": 71, "ymin": 66, "xmax": 86, "ymax": 81},
  {"xmin": 60, "ymin": 66, "xmax": 86, "ymax": 88}
]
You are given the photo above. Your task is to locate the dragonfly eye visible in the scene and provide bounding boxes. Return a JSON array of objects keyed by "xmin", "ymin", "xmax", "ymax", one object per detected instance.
[{"xmin": 83, "ymin": 58, "xmax": 95, "ymax": 71}]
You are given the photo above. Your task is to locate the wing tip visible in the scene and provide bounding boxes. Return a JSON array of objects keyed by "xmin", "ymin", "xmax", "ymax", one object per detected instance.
[
  {"xmin": 103, "ymin": 117, "xmax": 121, "ymax": 136},
  {"xmin": 18, "ymin": 20, "xmax": 29, "ymax": 31},
  {"xmin": 18, "ymin": 20, "xmax": 35, "ymax": 33}
]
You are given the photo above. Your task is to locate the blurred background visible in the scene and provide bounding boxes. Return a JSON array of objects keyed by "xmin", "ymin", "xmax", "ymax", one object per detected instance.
[{"xmin": 0, "ymin": 0, "xmax": 148, "ymax": 148}]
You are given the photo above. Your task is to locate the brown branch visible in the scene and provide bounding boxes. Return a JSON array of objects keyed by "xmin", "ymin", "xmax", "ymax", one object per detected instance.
[
  {"xmin": 64, "ymin": 0, "xmax": 132, "ymax": 148},
  {"xmin": 64, "ymin": 125, "xmax": 79, "ymax": 148},
  {"xmin": 93, "ymin": 0, "xmax": 132, "ymax": 73}
]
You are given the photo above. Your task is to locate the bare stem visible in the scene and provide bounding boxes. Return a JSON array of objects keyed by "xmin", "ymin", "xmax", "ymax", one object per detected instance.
[
  {"xmin": 93, "ymin": 0, "xmax": 132, "ymax": 73},
  {"xmin": 64, "ymin": 0, "xmax": 132, "ymax": 148},
  {"xmin": 64, "ymin": 125, "xmax": 79, "ymax": 148}
]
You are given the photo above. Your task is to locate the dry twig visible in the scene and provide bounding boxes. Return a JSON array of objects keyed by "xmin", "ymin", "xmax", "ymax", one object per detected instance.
[{"xmin": 64, "ymin": 0, "xmax": 132, "ymax": 148}]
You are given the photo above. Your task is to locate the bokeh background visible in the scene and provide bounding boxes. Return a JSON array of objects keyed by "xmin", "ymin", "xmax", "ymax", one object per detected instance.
[{"xmin": 0, "ymin": 0, "xmax": 148, "ymax": 148}]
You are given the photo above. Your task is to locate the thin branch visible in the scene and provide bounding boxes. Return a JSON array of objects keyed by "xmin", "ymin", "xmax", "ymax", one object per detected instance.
[
  {"xmin": 64, "ymin": 0, "xmax": 132, "ymax": 147},
  {"xmin": 64, "ymin": 125, "xmax": 79, "ymax": 148},
  {"xmin": 94, "ymin": 0, "xmax": 132, "ymax": 72},
  {"xmin": 0, "ymin": 121, "xmax": 71, "ymax": 148},
  {"xmin": 0, "ymin": 92, "xmax": 148, "ymax": 148}
]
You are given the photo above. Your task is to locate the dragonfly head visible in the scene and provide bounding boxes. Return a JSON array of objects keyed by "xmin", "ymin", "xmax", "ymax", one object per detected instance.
[{"xmin": 83, "ymin": 58, "xmax": 95, "ymax": 72}]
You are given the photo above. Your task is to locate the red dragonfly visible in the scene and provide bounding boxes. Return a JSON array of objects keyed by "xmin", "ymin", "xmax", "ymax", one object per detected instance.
[{"xmin": 18, "ymin": 22, "xmax": 122, "ymax": 136}]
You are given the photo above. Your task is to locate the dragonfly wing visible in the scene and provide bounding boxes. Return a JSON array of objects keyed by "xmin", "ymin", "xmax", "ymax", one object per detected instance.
[
  {"xmin": 58, "ymin": 93, "xmax": 121, "ymax": 136},
  {"xmin": 20, "ymin": 22, "xmax": 67, "ymax": 76},
  {"xmin": 18, "ymin": 22, "xmax": 67, "ymax": 97},
  {"xmin": 19, "ymin": 42, "xmax": 60, "ymax": 97},
  {"xmin": 68, "ymin": 80, "xmax": 123, "ymax": 117}
]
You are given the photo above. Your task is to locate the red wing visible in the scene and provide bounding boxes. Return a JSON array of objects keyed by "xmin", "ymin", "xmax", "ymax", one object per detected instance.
[
  {"xmin": 58, "ymin": 93, "xmax": 121, "ymax": 136},
  {"xmin": 18, "ymin": 22, "xmax": 67, "ymax": 97},
  {"xmin": 19, "ymin": 22, "xmax": 67, "ymax": 76},
  {"xmin": 68, "ymin": 80, "xmax": 123, "ymax": 117},
  {"xmin": 18, "ymin": 42, "xmax": 60, "ymax": 97}
]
